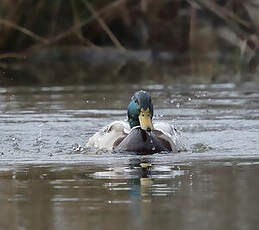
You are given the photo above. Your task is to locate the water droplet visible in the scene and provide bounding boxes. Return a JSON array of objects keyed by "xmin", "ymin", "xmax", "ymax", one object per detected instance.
[
  {"xmin": 12, "ymin": 171, "xmax": 16, "ymax": 179},
  {"xmin": 72, "ymin": 143, "xmax": 84, "ymax": 153},
  {"xmin": 56, "ymin": 138, "xmax": 60, "ymax": 144}
]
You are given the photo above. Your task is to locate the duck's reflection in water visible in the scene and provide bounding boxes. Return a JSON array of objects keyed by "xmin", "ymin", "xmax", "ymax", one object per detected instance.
[
  {"xmin": 128, "ymin": 158, "xmax": 153, "ymax": 202},
  {"xmin": 127, "ymin": 158, "xmax": 153, "ymax": 227},
  {"xmin": 92, "ymin": 156, "xmax": 189, "ymax": 228}
]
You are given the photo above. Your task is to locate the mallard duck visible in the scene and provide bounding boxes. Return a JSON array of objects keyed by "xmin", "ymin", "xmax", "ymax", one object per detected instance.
[{"xmin": 87, "ymin": 90, "xmax": 185, "ymax": 154}]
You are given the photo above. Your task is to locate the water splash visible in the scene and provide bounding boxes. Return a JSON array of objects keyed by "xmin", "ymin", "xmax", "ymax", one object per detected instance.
[
  {"xmin": 72, "ymin": 143, "xmax": 85, "ymax": 153},
  {"xmin": 191, "ymin": 143, "xmax": 212, "ymax": 153}
]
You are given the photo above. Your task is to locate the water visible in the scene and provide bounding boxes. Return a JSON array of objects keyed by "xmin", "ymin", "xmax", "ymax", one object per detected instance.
[{"xmin": 1, "ymin": 82, "xmax": 259, "ymax": 230}]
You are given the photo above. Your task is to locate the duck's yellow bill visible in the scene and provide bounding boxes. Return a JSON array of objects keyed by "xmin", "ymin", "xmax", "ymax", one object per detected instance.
[{"xmin": 139, "ymin": 108, "xmax": 154, "ymax": 131}]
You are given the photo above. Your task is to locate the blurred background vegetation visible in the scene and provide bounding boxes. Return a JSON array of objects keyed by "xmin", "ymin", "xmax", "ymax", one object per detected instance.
[{"xmin": 0, "ymin": 0, "xmax": 259, "ymax": 85}]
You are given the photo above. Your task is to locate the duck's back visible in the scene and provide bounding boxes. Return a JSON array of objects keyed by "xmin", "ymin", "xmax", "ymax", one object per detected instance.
[{"xmin": 87, "ymin": 121, "xmax": 129, "ymax": 150}]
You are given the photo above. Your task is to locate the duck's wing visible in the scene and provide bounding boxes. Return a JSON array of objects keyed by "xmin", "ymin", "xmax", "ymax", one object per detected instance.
[
  {"xmin": 153, "ymin": 121, "xmax": 187, "ymax": 152},
  {"xmin": 87, "ymin": 121, "xmax": 130, "ymax": 150}
]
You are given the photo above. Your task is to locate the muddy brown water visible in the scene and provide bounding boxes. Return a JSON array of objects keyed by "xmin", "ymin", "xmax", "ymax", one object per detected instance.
[{"xmin": 1, "ymin": 83, "xmax": 259, "ymax": 230}]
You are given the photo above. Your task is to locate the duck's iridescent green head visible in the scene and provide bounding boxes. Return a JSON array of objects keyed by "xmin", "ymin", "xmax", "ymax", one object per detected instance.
[{"xmin": 127, "ymin": 90, "xmax": 154, "ymax": 131}]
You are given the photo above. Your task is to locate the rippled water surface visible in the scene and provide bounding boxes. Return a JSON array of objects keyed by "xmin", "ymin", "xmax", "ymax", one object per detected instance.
[{"xmin": 1, "ymin": 83, "xmax": 259, "ymax": 230}]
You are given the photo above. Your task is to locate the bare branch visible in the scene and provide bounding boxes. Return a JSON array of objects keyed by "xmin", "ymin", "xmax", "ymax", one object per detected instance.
[
  {"xmin": 198, "ymin": 0, "xmax": 251, "ymax": 29},
  {"xmin": 0, "ymin": 52, "xmax": 25, "ymax": 60},
  {"xmin": 82, "ymin": 0, "xmax": 126, "ymax": 51},
  {"xmin": 0, "ymin": 19, "xmax": 47, "ymax": 43},
  {"xmin": 45, "ymin": 0, "xmax": 126, "ymax": 46},
  {"xmin": 197, "ymin": 0, "xmax": 259, "ymax": 47}
]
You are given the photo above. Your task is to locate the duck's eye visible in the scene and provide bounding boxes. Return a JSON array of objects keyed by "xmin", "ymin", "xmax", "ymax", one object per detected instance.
[{"xmin": 133, "ymin": 97, "xmax": 138, "ymax": 104}]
